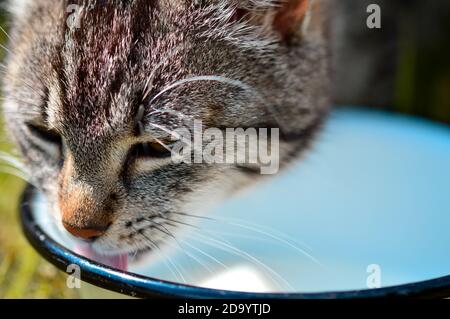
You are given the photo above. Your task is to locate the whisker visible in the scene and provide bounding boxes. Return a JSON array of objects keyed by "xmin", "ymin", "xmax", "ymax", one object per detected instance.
[
  {"xmin": 0, "ymin": 68, "xmax": 45, "ymax": 96},
  {"xmin": 160, "ymin": 211, "xmax": 323, "ymax": 288},
  {"xmin": 217, "ymin": 217, "xmax": 314, "ymax": 251},
  {"xmin": 192, "ymin": 233, "xmax": 293, "ymax": 291},
  {"xmin": 143, "ymin": 216, "xmax": 228, "ymax": 275},
  {"xmin": 146, "ymin": 109, "xmax": 195, "ymax": 140},
  {"xmin": 0, "ymin": 151, "xmax": 27, "ymax": 171},
  {"xmin": 170, "ymin": 212, "xmax": 322, "ymax": 267},
  {"xmin": 152, "ymin": 136, "xmax": 173, "ymax": 153},
  {"xmin": 142, "ymin": 218, "xmax": 210, "ymax": 273},
  {"xmin": 155, "ymin": 219, "xmax": 229, "ymax": 271},
  {"xmin": 0, "ymin": 97, "xmax": 43, "ymax": 111},
  {"xmin": 0, "ymin": 25, "xmax": 12, "ymax": 41},
  {"xmin": 149, "ymin": 75, "xmax": 286, "ymax": 131},
  {"xmin": 151, "ymin": 243, "xmax": 185, "ymax": 283},
  {"xmin": 170, "ymin": 211, "xmax": 215, "ymax": 221},
  {"xmin": 212, "ymin": 218, "xmax": 322, "ymax": 267},
  {"xmin": 143, "ymin": 218, "xmax": 176, "ymax": 239},
  {"xmin": 0, "ymin": 165, "xmax": 27, "ymax": 178},
  {"xmin": 134, "ymin": 226, "xmax": 186, "ymax": 283},
  {"xmin": 159, "ymin": 260, "xmax": 183, "ymax": 283},
  {"xmin": 0, "ymin": 92, "xmax": 44, "ymax": 105},
  {"xmin": 149, "ymin": 108, "xmax": 192, "ymax": 122},
  {"xmin": 0, "ymin": 109, "xmax": 41, "ymax": 116},
  {"xmin": 182, "ymin": 241, "xmax": 228, "ymax": 270},
  {"xmin": 197, "ymin": 228, "xmax": 276, "ymax": 243},
  {"xmin": 157, "ymin": 249, "xmax": 186, "ymax": 283},
  {"xmin": 159, "ymin": 214, "xmax": 201, "ymax": 229},
  {"xmin": 0, "ymin": 150, "xmax": 25, "ymax": 163},
  {"xmin": 142, "ymin": 45, "xmax": 184, "ymax": 101},
  {"xmin": 0, "ymin": 43, "xmax": 12, "ymax": 55},
  {"xmin": 164, "ymin": 239, "xmax": 214, "ymax": 275},
  {"xmin": 145, "ymin": 213, "xmax": 269, "ymax": 245},
  {"xmin": 0, "ymin": 165, "xmax": 39, "ymax": 190},
  {"xmin": 147, "ymin": 122, "xmax": 182, "ymax": 140}
]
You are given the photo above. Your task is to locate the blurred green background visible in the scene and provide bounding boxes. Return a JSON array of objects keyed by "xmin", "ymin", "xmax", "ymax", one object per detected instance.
[
  {"xmin": 0, "ymin": 5, "xmax": 77, "ymax": 299},
  {"xmin": 0, "ymin": 1, "xmax": 449, "ymax": 298}
]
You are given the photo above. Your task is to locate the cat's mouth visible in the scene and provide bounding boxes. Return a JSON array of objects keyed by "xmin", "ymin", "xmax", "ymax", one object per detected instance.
[
  {"xmin": 73, "ymin": 240, "xmax": 156, "ymax": 271},
  {"xmin": 75, "ymin": 243, "xmax": 129, "ymax": 271}
]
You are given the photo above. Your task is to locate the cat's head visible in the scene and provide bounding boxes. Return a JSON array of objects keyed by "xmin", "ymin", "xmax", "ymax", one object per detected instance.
[{"xmin": 2, "ymin": 0, "xmax": 330, "ymax": 259}]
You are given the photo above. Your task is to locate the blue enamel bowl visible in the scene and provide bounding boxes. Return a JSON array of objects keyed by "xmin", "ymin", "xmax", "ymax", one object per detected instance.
[{"xmin": 20, "ymin": 108, "xmax": 450, "ymax": 298}]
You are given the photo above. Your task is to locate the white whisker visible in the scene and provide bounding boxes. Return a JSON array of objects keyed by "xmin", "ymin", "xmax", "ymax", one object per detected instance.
[
  {"xmin": 151, "ymin": 241, "xmax": 185, "ymax": 283},
  {"xmin": 147, "ymin": 122, "xmax": 182, "ymax": 140},
  {"xmin": 165, "ymin": 240, "xmax": 214, "ymax": 274},
  {"xmin": 143, "ymin": 218, "xmax": 213, "ymax": 274},
  {"xmin": 182, "ymin": 240, "xmax": 228, "ymax": 270},
  {"xmin": 212, "ymin": 218, "xmax": 323, "ymax": 267},
  {"xmin": 149, "ymin": 108, "xmax": 191, "ymax": 122},
  {"xmin": 0, "ymin": 25, "xmax": 12, "ymax": 41},
  {"xmin": 192, "ymin": 233, "xmax": 293, "ymax": 290},
  {"xmin": 0, "ymin": 151, "xmax": 28, "ymax": 172},
  {"xmin": 142, "ymin": 45, "xmax": 184, "ymax": 101},
  {"xmin": 0, "ymin": 165, "xmax": 39, "ymax": 189},
  {"xmin": 152, "ymin": 137, "xmax": 172, "ymax": 153},
  {"xmin": 149, "ymin": 75, "xmax": 286, "ymax": 130},
  {"xmin": 170, "ymin": 211, "xmax": 323, "ymax": 267},
  {"xmin": 136, "ymin": 226, "xmax": 187, "ymax": 283},
  {"xmin": 0, "ymin": 43, "xmax": 12, "ymax": 55}
]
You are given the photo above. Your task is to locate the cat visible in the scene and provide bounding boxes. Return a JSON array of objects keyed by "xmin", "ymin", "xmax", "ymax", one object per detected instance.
[{"xmin": 1, "ymin": 0, "xmax": 330, "ymax": 267}]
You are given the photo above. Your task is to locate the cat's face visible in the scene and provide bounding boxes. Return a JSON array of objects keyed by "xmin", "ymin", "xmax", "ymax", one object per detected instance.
[{"xmin": 3, "ymin": 0, "xmax": 330, "ymax": 259}]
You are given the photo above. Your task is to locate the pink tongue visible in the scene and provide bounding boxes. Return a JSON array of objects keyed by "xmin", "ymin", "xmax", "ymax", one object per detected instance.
[{"xmin": 75, "ymin": 244, "xmax": 128, "ymax": 271}]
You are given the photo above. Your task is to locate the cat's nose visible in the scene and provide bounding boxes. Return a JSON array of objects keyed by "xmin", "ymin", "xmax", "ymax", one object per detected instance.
[
  {"xmin": 62, "ymin": 222, "xmax": 109, "ymax": 241},
  {"xmin": 58, "ymin": 161, "xmax": 114, "ymax": 240}
]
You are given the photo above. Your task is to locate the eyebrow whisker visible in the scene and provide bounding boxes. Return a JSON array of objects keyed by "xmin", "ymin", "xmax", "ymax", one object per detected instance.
[
  {"xmin": 148, "ymin": 75, "xmax": 287, "ymax": 132},
  {"xmin": 142, "ymin": 45, "xmax": 184, "ymax": 102}
]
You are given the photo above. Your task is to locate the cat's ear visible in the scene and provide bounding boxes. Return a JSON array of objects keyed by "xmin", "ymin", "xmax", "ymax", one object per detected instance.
[
  {"xmin": 273, "ymin": 0, "xmax": 310, "ymax": 39},
  {"xmin": 233, "ymin": 0, "xmax": 317, "ymax": 41}
]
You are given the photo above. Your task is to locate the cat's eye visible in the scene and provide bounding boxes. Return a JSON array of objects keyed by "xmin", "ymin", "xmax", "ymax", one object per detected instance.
[
  {"xmin": 131, "ymin": 140, "xmax": 173, "ymax": 159},
  {"xmin": 26, "ymin": 123, "xmax": 63, "ymax": 162},
  {"xmin": 26, "ymin": 123, "xmax": 62, "ymax": 146}
]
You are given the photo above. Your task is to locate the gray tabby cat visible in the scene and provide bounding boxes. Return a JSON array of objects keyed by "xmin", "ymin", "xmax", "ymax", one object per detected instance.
[{"xmin": 2, "ymin": 0, "xmax": 330, "ymax": 266}]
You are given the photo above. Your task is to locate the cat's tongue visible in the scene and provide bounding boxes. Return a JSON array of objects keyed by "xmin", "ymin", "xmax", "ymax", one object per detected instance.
[{"xmin": 75, "ymin": 244, "xmax": 128, "ymax": 272}]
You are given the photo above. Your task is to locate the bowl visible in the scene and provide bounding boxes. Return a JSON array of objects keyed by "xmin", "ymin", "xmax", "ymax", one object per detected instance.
[{"xmin": 20, "ymin": 108, "xmax": 450, "ymax": 298}]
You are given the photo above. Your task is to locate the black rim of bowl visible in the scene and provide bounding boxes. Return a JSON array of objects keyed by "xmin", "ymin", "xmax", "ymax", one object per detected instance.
[{"xmin": 20, "ymin": 185, "xmax": 450, "ymax": 299}]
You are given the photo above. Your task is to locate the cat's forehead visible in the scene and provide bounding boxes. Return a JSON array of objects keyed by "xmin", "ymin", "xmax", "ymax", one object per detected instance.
[
  {"xmin": 51, "ymin": 1, "xmax": 189, "ymax": 136},
  {"xmin": 29, "ymin": 0, "xmax": 273, "ymax": 137}
]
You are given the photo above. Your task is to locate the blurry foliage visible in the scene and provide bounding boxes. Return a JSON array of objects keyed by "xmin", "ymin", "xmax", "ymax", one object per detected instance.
[
  {"xmin": 333, "ymin": 0, "xmax": 450, "ymax": 124},
  {"xmin": 0, "ymin": 121, "xmax": 79, "ymax": 298},
  {"xmin": 395, "ymin": 1, "xmax": 450, "ymax": 124},
  {"xmin": 0, "ymin": 8, "xmax": 79, "ymax": 299}
]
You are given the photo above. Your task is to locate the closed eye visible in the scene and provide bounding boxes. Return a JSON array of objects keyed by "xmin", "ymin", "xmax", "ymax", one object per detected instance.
[
  {"xmin": 26, "ymin": 123, "xmax": 62, "ymax": 146},
  {"xmin": 130, "ymin": 141, "xmax": 173, "ymax": 159}
]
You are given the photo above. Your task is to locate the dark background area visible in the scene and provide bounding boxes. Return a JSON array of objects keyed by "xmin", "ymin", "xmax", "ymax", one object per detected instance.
[{"xmin": 333, "ymin": 0, "xmax": 450, "ymax": 124}]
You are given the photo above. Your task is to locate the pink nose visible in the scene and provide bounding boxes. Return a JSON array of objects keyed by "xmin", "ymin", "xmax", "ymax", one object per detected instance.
[{"xmin": 63, "ymin": 222, "xmax": 107, "ymax": 240}]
